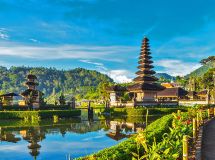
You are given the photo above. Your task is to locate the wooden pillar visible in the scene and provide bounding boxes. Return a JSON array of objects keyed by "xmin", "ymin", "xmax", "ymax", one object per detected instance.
[
  {"xmin": 88, "ymin": 101, "xmax": 91, "ymax": 110},
  {"xmin": 177, "ymin": 110, "xmax": 181, "ymax": 115},
  {"xmin": 183, "ymin": 135, "xmax": 188, "ymax": 160},
  {"xmin": 193, "ymin": 118, "xmax": 196, "ymax": 140},
  {"xmin": 208, "ymin": 108, "xmax": 210, "ymax": 118},
  {"xmin": 196, "ymin": 113, "xmax": 199, "ymax": 129},
  {"xmin": 88, "ymin": 101, "xmax": 93, "ymax": 120},
  {"xmin": 199, "ymin": 110, "xmax": 203, "ymax": 125},
  {"xmin": 71, "ymin": 97, "xmax": 76, "ymax": 109}
]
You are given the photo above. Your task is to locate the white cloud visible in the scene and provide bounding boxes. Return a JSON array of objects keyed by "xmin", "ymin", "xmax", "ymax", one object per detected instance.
[
  {"xmin": 155, "ymin": 59, "xmax": 201, "ymax": 76},
  {"xmin": 80, "ymin": 59, "xmax": 104, "ymax": 67},
  {"xmin": 0, "ymin": 42, "xmax": 136, "ymax": 62},
  {"xmin": 80, "ymin": 59, "xmax": 132, "ymax": 83},
  {"xmin": 29, "ymin": 38, "xmax": 40, "ymax": 43},
  {"xmin": 80, "ymin": 59, "xmax": 108, "ymax": 71},
  {"xmin": 107, "ymin": 70, "xmax": 133, "ymax": 83}
]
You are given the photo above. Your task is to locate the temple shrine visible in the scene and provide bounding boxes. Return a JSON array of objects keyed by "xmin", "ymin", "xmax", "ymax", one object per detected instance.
[
  {"xmin": 107, "ymin": 37, "xmax": 165, "ymax": 107},
  {"xmin": 21, "ymin": 74, "xmax": 44, "ymax": 108}
]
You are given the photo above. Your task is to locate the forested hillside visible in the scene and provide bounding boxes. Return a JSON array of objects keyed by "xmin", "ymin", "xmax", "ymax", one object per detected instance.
[
  {"xmin": 0, "ymin": 66, "xmax": 113, "ymax": 102},
  {"xmin": 186, "ymin": 56, "xmax": 215, "ymax": 78},
  {"xmin": 186, "ymin": 62, "xmax": 214, "ymax": 78},
  {"xmin": 155, "ymin": 73, "xmax": 175, "ymax": 81}
]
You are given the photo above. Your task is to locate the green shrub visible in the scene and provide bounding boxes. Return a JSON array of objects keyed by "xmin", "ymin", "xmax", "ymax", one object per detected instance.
[
  {"xmin": 78, "ymin": 114, "xmax": 173, "ymax": 160},
  {"xmin": 103, "ymin": 107, "xmax": 187, "ymax": 117},
  {"xmin": 0, "ymin": 110, "xmax": 81, "ymax": 119},
  {"xmin": 1, "ymin": 105, "xmax": 70, "ymax": 111}
]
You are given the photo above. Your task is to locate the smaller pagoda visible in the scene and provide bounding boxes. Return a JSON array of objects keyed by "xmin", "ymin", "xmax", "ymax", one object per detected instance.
[{"xmin": 21, "ymin": 74, "xmax": 44, "ymax": 108}]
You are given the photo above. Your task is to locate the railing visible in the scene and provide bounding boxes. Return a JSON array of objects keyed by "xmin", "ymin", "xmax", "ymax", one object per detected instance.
[{"xmin": 183, "ymin": 108, "xmax": 214, "ymax": 159}]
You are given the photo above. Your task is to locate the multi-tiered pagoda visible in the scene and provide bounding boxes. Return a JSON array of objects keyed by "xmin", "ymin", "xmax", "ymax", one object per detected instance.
[
  {"xmin": 21, "ymin": 74, "xmax": 44, "ymax": 108},
  {"xmin": 127, "ymin": 37, "xmax": 165, "ymax": 103}
]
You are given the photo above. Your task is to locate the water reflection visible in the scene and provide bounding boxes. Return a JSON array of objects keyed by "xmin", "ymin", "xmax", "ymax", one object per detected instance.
[{"xmin": 0, "ymin": 116, "xmax": 159, "ymax": 160}]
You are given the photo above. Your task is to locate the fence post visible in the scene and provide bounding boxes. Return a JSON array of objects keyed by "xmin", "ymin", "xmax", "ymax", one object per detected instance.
[
  {"xmin": 199, "ymin": 110, "xmax": 203, "ymax": 125},
  {"xmin": 208, "ymin": 108, "xmax": 210, "ymax": 118},
  {"xmin": 193, "ymin": 118, "xmax": 196, "ymax": 140},
  {"xmin": 214, "ymin": 108, "xmax": 215, "ymax": 117},
  {"xmin": 177, "ymin": 110, "xmax": 181, "ymax": 115},
  {"xmin": 196, "ymin": 113, "xmax": 199, "ymax": 130},
  {"xmin": 183, "ymin": 135, "xmax": 188, "ymax": 160}
]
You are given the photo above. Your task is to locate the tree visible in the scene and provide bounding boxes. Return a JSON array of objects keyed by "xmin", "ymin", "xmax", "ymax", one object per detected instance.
[
  {"xmin": 27, "ymin": 91, "xmax": 34, "ymax": 110},
  {"xmin": 200, "ymin": 56, "xmax": 215, "ymax": 65},
  {"xmin": 201, "ymin": 68, "xmax": 215, "ymax": 102},
  {"xmin": 38, "ymin": 91, "xmax": 45, "ymax": 106},
  {"xmin": 175, "ymin": 76, "xmax": 188, "ymax": 88},
  {"xmin": 59, "ymin": 92, "xmax": 66, "ymax": 105},
  {"xmin": 158, "ymin": 76, "xmax": 171, "ymax": 83},
  {"xmin": 97, "ymin": 81, "xmax": 113, "ymax": 101}
]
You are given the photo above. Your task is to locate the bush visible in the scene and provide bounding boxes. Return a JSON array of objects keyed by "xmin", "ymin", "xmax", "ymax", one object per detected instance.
[
  {"xmin": 103, "ymin": 107, "xmax": 187, "ymax": 117},
  {"xmin": 1, "ymin": 105, "xmax": 70, "ymax": 111},
  {"xmin": 0, "ymin": 110, "xmax": 81, "ymax": 119},
  {"xmin": 78, "ymin": 114, "xmax": 173, "ymax": 160}
]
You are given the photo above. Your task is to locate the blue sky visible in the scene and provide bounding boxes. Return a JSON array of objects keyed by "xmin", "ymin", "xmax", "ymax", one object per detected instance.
[{"xmin": 0, "ymin": 0, "xmax": 214, "ymax": 82}]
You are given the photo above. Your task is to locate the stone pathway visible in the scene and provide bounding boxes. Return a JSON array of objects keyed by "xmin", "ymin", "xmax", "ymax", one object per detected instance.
[{"xmin": 202, "ymin": 119, "xmax": 215, "ymax": 160}]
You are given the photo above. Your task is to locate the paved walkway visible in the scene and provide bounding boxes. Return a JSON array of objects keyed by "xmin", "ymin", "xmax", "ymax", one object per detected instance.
[{"xmin": 202, "ymin": 119, "xmax": 215, "ymax": 160}]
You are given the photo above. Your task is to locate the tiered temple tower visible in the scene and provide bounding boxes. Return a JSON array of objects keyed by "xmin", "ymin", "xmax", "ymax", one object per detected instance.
[
  {"xmin": 133, "ymin": 37, "xmax": 158, "ymax": 84},
  {"xmin": 21, "ymin": 74, "xmax": 43, "ymax": 108},
  {"xmin": 128, "ymin": 37, "xmax": 165, "ymax": 103},
  {"xmin": 26, "ymin": 74, "xmax": 38, "ymax": 90}
]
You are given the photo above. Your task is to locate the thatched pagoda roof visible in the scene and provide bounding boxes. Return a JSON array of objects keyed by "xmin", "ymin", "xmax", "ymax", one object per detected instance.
[
  {"xmin": 26, "ymin": 81, "xmax": 39, "ymax": 86},
  {"xmin": 106, "ymin": 85, "xmax": 128, "ymax": 92},
  {"xmin": 135, "ymin": 70, "xmax": 156, "ymax": 75},
  {"xmin": 27, "ymin": 74, "xmax": 37, "ymax": 79},
  {"xmin": 137, "ymin": 65, "xmax": 154, "ymax": 69},
  {"xmin": 0, "ymin": 93, "xmax": 20, "ymax": 97},
  {"xmin": 128, "ymin": 83, "xmax": 165, "ymax": 91},
  {"xmin": 21, "ymin": 89, "xmax": 44, "ymax": 96},
  {"xmin": 133, "ymin": 76, "xmax": 158, "ymax": 82},
  {"xmin": 139, "ymin": 55, "xmax": 152, "ymax": 59},
  {"xmin": 138, "ymin": 60, "xmax": 153, "ymax": 64},
  {"xmin": 157, "ymin": 87, "xmax": 188, "ymax": 97}
]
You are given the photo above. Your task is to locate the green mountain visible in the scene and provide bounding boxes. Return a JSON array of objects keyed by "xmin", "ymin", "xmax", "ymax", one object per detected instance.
[
  {"xmin": 186, "ymin": 62, "xmax": 214, "ymax": 78},
  {"xmin": 0, "ymin": 66, "xmax": 113, "ymax": 102},
  {"xmin": 155, "ymin": 73, "xmax": 175, "ymax": 81}
]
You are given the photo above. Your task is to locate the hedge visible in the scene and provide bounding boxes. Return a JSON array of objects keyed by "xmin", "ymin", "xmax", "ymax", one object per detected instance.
[
  {"xmin": 0, "ymin": 110, "xmax": 81, "ymax": 119},
  {"xmin": 0, "ymin": 105, "xmax": 70, "ymax": 111},
  {"xmin": 78, "ymin": 114, "xmax": 173, "ymax": 160},
  {"xmin": 103, "ymin": 107, "xmax": 187, "ymax": 116},
  {"xmin": 0, "ymin": 117, "xmax": 82, "ymax": 128}
]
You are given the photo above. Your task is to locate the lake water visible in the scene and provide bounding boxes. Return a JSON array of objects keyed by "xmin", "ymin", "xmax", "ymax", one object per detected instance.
[{"xmin": 0, "ymin": 113, "xmax": 161, "ymax": 160}]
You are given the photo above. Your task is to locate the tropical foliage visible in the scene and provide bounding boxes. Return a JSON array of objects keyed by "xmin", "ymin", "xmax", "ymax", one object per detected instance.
[
  {"xmin": 0, "ymin": 110, "xmax": 81, "ymax": 119},
  {"xmin": 0, "ymin": 66, "xmax": 113, "ymax": 103}
]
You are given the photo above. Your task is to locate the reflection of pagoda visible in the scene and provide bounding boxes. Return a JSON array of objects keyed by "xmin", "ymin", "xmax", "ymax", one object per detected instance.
[
  {"xmin": 22, "ymin": 127, "xmax": 46, "ymax": 160},
  {"xmin": 21, "ymin": 74, "xmax": 44, "ymax": 108},
  {"xmin": 0, "ymin": 133, "xmax": 21, "ymax": 143}
]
